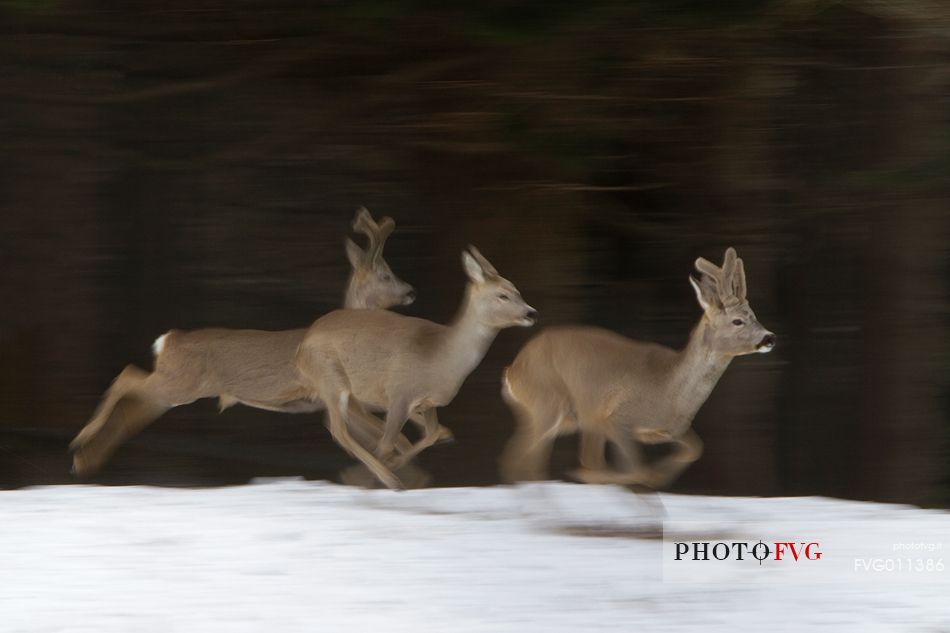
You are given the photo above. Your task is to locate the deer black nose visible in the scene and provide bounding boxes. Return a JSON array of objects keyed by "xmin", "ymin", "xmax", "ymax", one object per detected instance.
[
  {"xmin": 759, "ymin": 333, "xmax": 776, "ymax": 348},
  {"xmin": 526, "ymin": 309, "xmax": 539, "ymax": 321},
  {"xmin": 405, "ymin": 289, "xmax": 416, "ymax": 302}
]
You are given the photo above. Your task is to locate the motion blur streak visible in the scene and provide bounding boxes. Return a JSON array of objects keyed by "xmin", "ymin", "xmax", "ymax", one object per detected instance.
[{"xmin": 0, "ymin": 2, "xmax": 948, "ymax": 507}]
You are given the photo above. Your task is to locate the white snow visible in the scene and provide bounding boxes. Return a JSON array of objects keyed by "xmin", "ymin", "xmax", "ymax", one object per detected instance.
[{"xmin": 1, "ymin": 480, "xmax": 948, "ymax": 632}]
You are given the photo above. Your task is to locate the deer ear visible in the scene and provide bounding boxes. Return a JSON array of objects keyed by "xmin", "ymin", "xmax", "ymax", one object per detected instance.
[
  {"xmin": 689, "ymin": 275, "xmax": 718, "ymax": 313},
  {"xmin": 733, "ymin": 257, "xmax": 747, "ymax": 301},
  {"xmin": 466, "ymin": 245, "xmax": 499, "ymax": 277},
  {"xmin": 345, "ymin": 237, "xmax": 365, "ymax": 269},
  {"xmin": 462, "ymin": 250, "xmax": 486, "ymax": 283},
  {"xmin": 694, "ymin": 257, "xmax": 719, "ymax": 277}
]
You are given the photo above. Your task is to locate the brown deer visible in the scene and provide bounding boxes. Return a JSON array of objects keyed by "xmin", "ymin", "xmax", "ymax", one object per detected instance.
[
  {"xmin": 70, "ymin": 208, "xmax": 415, "ymax": 476},
  {"xmin": 500, "ymin": 247, "xmax": 774, "ymax": 488},
  {"xmin": 295, "ymin": 246, "xmax": 537, "ymax": 490}
]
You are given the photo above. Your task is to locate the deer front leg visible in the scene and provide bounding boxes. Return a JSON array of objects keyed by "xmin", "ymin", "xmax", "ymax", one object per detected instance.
[
  {"xmin": 335, "ymin": 406, "xmax": 413, "ymax": 456},
  {"xmin": 408, "ymin": 411, "xmax": 454, "ymax": 446},
  {"xmin": 297, "ymin": 348, "xmax": 402, "ymax": 489},
  {"xmin": 388, "ymin": 408, "xmax": 453, "ymax": 469},
  {"xmin": 578, "ymin": 431, "xmax": 607, "ymax": 471},
  {"xmin": 376, "ymin": 398, "xmax": 412, "ymax": 461},
  {"xmin": 570, "ymin": 430, "xmax": 614, "ymax": 483},
  {"xmin": 571, "ymin": 423, "xmax": 652, "ymax": 486},
  {"xmin": 326, "ymin": 392, "xmax": 402, "ymax": 490},
  {"xmin": 347, "ymin": 411, "xmax": 450, "ymax": 459},
  {"xmin": 640, "ymin": 428, "xmax": 703, "ymax": 489}
]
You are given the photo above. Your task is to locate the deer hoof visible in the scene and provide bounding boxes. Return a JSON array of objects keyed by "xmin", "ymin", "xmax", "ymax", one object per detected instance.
[
  {"xmin": 380, "ymin": 471, "xmax": 404, "ymax": 491},
  {"xmin": 569, "ymin": 467, "xmax": 653, "ymax": 487},
  {"xmin": 568, "ymin": 467, "xmax": 613, "ymax": 484},
  {"xmin": 70, "ymin": 453, "xmax": 95, "ymax": 478}
]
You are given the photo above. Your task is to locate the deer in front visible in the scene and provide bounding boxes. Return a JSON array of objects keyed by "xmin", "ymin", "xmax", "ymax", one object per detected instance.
[
  {"xmin": 70, "ymin": 208, "xmax": 416, "ymax": 477},
  {"xmin": 296, "ymin": 246, "xmax": 537, "ymax": 490},
  {"xmin": 500, "ymin": 247, "xmax": 774, "ymax": 488}
]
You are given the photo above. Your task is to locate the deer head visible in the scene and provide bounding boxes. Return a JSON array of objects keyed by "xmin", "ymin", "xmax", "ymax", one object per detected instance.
[
  {"xmin": 344, "ymin": 207, "xmax": 415, "ymax": 309},
  {"xmin": 689, "ymin": 247, "xmax": 775, "ymax": 355},
  {"xmin": 462, "ymin": 245, "xmax": 537, "ymax": 329}
]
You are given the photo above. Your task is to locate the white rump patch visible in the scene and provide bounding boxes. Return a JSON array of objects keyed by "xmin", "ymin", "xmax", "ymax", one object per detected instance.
[
  {"xmin": 152, "ymin": 333, "xmax": 169, "ymax": 356},
  {"xmin": 501, "ymin": 368, "xmax": 511, "ymax": 396}
]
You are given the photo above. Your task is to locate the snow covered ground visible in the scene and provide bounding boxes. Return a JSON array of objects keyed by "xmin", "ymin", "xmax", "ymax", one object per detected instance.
[{"xmin": 2, "ymin": 479, "xmax": 948, "ymax": 632}]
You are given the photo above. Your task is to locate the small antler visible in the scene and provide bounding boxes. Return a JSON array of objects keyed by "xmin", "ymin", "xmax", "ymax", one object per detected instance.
[
  {"xmin": 693, "ymin": 247, "xmax": 743, "ymax": 307},
  {"xmin": 352, "ymin": 207, "xmax": 395, "ymax": 264}
]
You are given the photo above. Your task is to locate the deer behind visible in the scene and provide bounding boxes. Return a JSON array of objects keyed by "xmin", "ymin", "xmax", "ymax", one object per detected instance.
[
  {"xmin": 70, "ymin": 208, "xmax": 414, "ymax": 476},
  {"xmin": 295, "ymin": 246, "xmax": 537, "ymax": 490},
  {"xmin": 500, "ymin": 247, "xmax": 774, "ymax": 488}
]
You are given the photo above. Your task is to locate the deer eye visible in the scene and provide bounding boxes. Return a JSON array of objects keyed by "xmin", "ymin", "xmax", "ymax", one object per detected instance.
[
  {"xmin": 732, "ymin": 319, "xmax": 744, "ymax": 326},
  {"xmin": 381, "ymin": 273, "xmax": 392, "ymax": 282},
  {"xmin": 498, "ymin": 294, "xmax": 510, "ymax": 302}
]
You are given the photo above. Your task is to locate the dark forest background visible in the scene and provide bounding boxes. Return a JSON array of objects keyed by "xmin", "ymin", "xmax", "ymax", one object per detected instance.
[{"xmin": 1, "ymin": 0, "xmax": 948, "ymax": 506}]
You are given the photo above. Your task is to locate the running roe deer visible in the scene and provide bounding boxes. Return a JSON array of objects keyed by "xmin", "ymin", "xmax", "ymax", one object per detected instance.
[
  {"xmin": 70, "ymin": 208, "xmax": 415, "ymax": 476},
  {"xmin": 295, "ymin": 246, "xmax": 537, "ymax": 490},
  {"xmin": 499, "ymin": 247, "xmax": 774, "ymax": 488}
]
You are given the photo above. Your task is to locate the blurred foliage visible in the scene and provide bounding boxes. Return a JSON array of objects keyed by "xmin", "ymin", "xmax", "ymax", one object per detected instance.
[{"xmin": 0, "ymin": 0, "xmax": 948, "ymax": 505}]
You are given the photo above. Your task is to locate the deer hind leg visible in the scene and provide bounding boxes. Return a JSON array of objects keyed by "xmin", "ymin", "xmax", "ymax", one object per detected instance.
[
  {"xmin": 72, "ymin": 365, "xmax": 148, "ymax": 449},
  {"xmin": 640, "ymin": 429, "xmax": 704, "ymax": 489},
  {"xmin": 70, "ymin": 365, "xmax": 179, "ymax": 476},
  {"xmin": 499, "ymin": 399, "xmax": 564, "ymax": 483}
]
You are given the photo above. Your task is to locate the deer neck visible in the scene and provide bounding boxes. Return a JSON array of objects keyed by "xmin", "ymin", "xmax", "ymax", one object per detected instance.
[
  {"xmin": 668, "ymin": 316, "xmax": 732, "ymax": 421},
  {"xmin": 441, "ymin": 286, "xmax": 499, "ymax": 381},
  {"xmin": 343, "ymin": 274, "xmax": 364, "ymax": 309}
]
